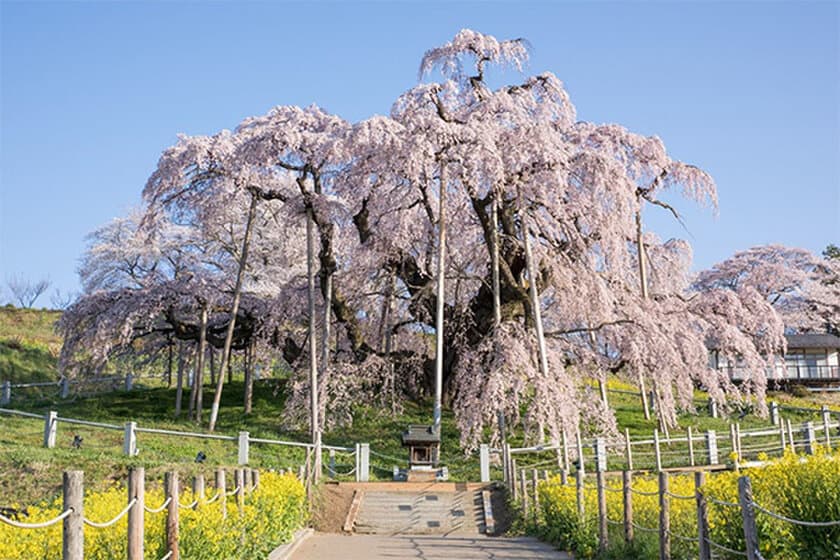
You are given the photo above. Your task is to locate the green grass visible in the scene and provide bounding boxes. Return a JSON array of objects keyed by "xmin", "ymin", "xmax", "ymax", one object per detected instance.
[{"xmin": 0, "ymin": 307, "xmax": 62, "ymax": 382}]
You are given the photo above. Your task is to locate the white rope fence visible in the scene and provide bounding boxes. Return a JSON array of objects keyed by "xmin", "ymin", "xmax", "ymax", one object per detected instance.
[
  {"xmin": 144, "ymin": 497, "xmax": 172, "ymax": 514},
  {"xmin": 83, "ymin": 498, "xmax": 137, "ymax": 528},
  {"xmin": 0, "ymin": 508, "xmax": 72, "ymax": 529}
]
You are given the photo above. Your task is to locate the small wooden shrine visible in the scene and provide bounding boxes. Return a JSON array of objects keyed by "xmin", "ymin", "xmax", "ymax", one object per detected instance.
[{"xmin": 401, "ymin": 424, "xmax": 440, "ymax": 468}]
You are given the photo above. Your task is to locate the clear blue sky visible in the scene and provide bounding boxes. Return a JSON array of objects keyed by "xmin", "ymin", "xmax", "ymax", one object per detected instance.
[{"xmin": 1, "ymin": 1, "xmax": 838, "ymax": 306}]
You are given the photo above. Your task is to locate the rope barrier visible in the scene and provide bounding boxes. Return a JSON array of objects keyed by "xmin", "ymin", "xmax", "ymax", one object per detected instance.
[
  {"xmin": 664, "ymin": 490, "xmax": 695, "ymax": 500},
  {"xmin": 751, "ymin": 501, "xmax": 840, "ymax": 527},
  {"xmin": 604, "ymin": 485, "xmax": 623, "ymax": 493},
  {"xmin": 368, "ymin": 450, "xmax": 405, "ymax": 463},
  {"xmin": 0, "ymin": 508, "xmax": 72, "ymax": 529},
  {"xmin": 159, "ymin": 551, "xmax": 173, "ymax": 560},
  {"xmin": 144, "ymin": 497, "xmax": 172, "ymax": 514},
  {"xmin": 630, "ymin": 520, "xmax": 659, "ymax": 534},
  {"xmin": 667, "ymin": 529, "xmax": 698, "ymax": 543},
  {"xmin": 178, "ymin": 499, "xmax": 199, "ymax": 509},
  {"xmin": 225, "ymin": 485, "xmax": 241, "ymax": 497},
  {"xmin": 605, "ymin": 517, "xmax": 622, "ymax": 526},
  {"xmin": 84, "ymin": 498, "xmax": 137, "ymax": 528},
  {"xmin": 706, "ymin": 537, "xmax": 748, "ymax": 557},
  {"xmin": 204, "ymin": 491, "xmax": 222, "ymax": 504},
  {"xmin": 628, "ymin": 487, "xmax": 659, "ymax": 497},
  {"xmin": 705, "ymin": 495, "xmax": 740, "ymax": 509}
]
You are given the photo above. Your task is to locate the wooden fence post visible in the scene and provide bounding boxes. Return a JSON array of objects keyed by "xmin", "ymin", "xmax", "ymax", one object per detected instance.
[
  {"xmin": 532, "ymin": 469, "xmax": 540, "ymax": 516},
  {"xmin": 235, "ymin": 468, "xmax": 245, "ymax": 516},
  {"xmin": 560, "ymin": 431, "xmax": 569, "ymax": 473},
  {"xmin": 654, "ymin": 429, "xmax": 662, "ymax": 471},
  {"xmin": 123, "ymin": 421, "xmax": 137, "ymax": 456},
  {"xmin": 786, "ymin": 419, "xmax": 796, "ymax": 453},
  {"xmin": 511, "ymin": 459, "xmax": 518, "ymax": 501},
  {"xmin": 687, "ymin": 427, "xmax": 695, "ymax": 466},
  {"xmin": 596, "ymin": 469, "xmax": 607, "ymax": 552},
  {"xmin": 623, "ymin": 470, "xmax": 633, "ymax": 544},
  {"xmin": 44, "ymin": 410, "xmax": 58, "ymax": 449},
  {"xmin": 165, "ymin": 472, "xmax": 179, "ymax": 560},
  {"xmin": 804, "ymin": 421, "xmax": 816, "ymax": 454},
  {"xmin": 63, "ymin": 470, "xmax": 83, "ymax": 560},
  {"xmin": 695, "ymin": 471, "xmax": 710, "ymax": 560},
  {"xmin": 706, "ymin": 430, "xmax": 718, "ymax": 465},
  {"xmin": 822, "ymin": 406, "xmax": 832, "ymax": 450},
  {"xmin": 624, "ymin": 428, "xmax": 633, "ymax": 471},
  {"xmin": 576, "ymin": 430, "xmax": 585, "ymax": 473},
  {"xmin": 480, "ymin": 444, "xmax": 490, "ymax": 483},
  {"xmin": 192, "ymin": 474, "xmax": 204, "ymax": 509},
  {"xmin": 238, "ymin": 431, "xmax": 249, "ymax": 465},
  {"xmin": 359, "ymin": 443, "xmax": 370, "ymax": 482},
  {"xmin": 708, "ymin": 399, "xmax": 718, "ymax": 418},
  {"xmin": 658, "ymin": 471, "xmax": 670, "ymax": 560},
  {"xmin": 216, "ymin": 468, "xmax": 227, "ymax": 520},
  {"xmin": 575, "ymin": 468, "xmax": 585, "ymax": 519},
  {"xmin": 519, "ymin": 468, "xmax": 529, "ymax": 517},
  {"xmin": 60, "ymin": 377, "xmax": 70, "ymax": 399},
  {"xmin": 594, "ymin": 437, "xmax": 607, "ymax": 473},
  {"xmin": 769, "ymin": 401, "xmax": 779, "ymax": 426},
  {"xmin": 0, "ymin": 381, "xmax": 10, "ymax": 405},
  {"xmin": 729, "ymin": 424, "xmax": 737, "ymax": 463},
  {"xmin": 252, "ymin": 469, "xmax": 260, "ymax": 490},
  {"xmin": 738, "ymin": 476, "xmax": 759, "ymax": 560},
  {"xmin": 736, "ymin": 423, "xmax": 743, "ymax": 461},
  {"xmin": 127, "ymin": 467, "xmax": 145, "ymax": 560},
  {"xmin": 779, "ymin": 420, "xmax": 787, "ymax": 455}
]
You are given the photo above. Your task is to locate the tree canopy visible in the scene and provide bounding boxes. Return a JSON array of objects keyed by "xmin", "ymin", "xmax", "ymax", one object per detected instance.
[{"xmin": 59, "ymin": 30, "xmax": 838, "ymax": 448}]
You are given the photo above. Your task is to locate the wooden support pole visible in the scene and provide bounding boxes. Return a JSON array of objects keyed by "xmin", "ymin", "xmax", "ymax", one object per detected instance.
[
  {"xmin": 729, "ymin": 424, "xmax": 738, "ymax": 463},
  {"xmin": 738, "ymin": 476, "xmax": 759, "ymax": 560},
  {"xmin": 769, "ymin": 401, "xmax": 779, "ymax": 426},
  {"xmin": 63, "ymin": 470, "xmax": 83, "ymax": 560},
  {"xmin": 659, "ymin": 471, "xmax": 670, "ymax": 560},
  {"xmin": 654, "ymin": 429, "xmax": 662, "ymax": 471},
  {"xmin": 695, "ymin": 471, "xmax": 710, "ymax": 560},
  {"xmin": 127, "ymin": 467, "xmax": 145, "ymax": 560},
  {"xmin": 235, "ymin": 468, "xmax": 245, "ymax": 515},
  {"xmin": 252, "ymin": 469, "xmax": 260, "ymax": 491},
  {"xmin": 519, "ymin": 468, "xmax": 529, "ymax": 517},
  {"xmin": 192, "ymin": 474, "xmax": 204, "ymax": 509},
  {"xmin": 736, "ymin": 423, "xmax": 743, "ymax": 461},
  {"xmin": 623, "ymin": 470, "xmax": 633, "ymax": 544},
  {"xmin": 596, "ymin": 470, "xmax": 608, "ymax": 552},
  {"xmin": 216, "ymin": 468, "xmax": 227, "ymax": 520},
  {"xmin": 624, "ymin": 428, "xmax": 633, "ymax": 471},
  {"xmin": 560, "ymin": 430, "xmax": 569, "ymax": 473},
  {"xmin": 165, "ymin": 472, "xmax": 179, "ymax": 560}
]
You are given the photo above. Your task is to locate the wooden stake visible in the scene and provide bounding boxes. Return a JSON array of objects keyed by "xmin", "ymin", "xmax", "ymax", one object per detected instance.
[
  {"xmin": 127, "ymin": 467, "xmax": 145, "ymax": 560},
  {"xmin": 63, "ymin": 471, "xmax": 83, "ymax": 560},
  {"xmin": 165, "ymin": 472, "xmax": 179, "ymax": 560}
]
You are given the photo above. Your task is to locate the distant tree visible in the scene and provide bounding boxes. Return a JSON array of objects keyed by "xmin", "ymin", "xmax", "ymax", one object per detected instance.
[
  {"xmin": 50, "ymin": 289, "xmax": 78, "ymax": 310},
  {"xmin": 824, "ymin": 244, "xmax": 840, "ymax": 260},
  {"xmin": 6, "ymin": 275, "xmax": 51, "ymax": 308}
]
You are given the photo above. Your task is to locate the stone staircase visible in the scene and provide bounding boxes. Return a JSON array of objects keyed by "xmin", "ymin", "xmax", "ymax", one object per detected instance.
[{"xmin": 352, "ymin": 487, "xmax": 487, "ymax": 535}]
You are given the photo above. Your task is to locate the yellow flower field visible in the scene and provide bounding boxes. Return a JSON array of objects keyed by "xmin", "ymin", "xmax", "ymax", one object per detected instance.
[{"xmin": 0, "ymin": 471, "xmax": 305, "ymax": 560}]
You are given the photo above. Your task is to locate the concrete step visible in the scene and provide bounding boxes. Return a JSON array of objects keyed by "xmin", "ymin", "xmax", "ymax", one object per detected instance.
[{"xmin": 354, "ymin": 490, "xmax": 486, "ymax": 535}]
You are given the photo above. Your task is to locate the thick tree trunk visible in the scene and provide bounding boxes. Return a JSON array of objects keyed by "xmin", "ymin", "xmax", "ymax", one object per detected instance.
[
  {"xmin": 166, "ymin": 340, "xmax": 173, "ymax": 388},
  {"xmin": 208, "ymin": 193, "xmax": 258, "ymax": 432},
  {"xmin": 174, "ymin": 342, "xmax": 185, "ymax": 417},
  {"xmin": 433, "ymin": 164, "xmax": 447, "ymax": 435},
  {"xmin": 189, "ymin": 305, "xmax": 208, "ymax": 422}
]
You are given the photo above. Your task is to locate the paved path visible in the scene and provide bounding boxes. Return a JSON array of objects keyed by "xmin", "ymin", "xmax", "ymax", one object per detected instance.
[{"xmin": 288, "ymin": 533, "xmax": 572, "ymax": 560}]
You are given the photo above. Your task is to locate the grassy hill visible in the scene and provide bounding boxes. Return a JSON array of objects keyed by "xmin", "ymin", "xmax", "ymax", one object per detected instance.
[{"xmin": 0, "ymin": 306, "xmax": 62, "ymax": 382}]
